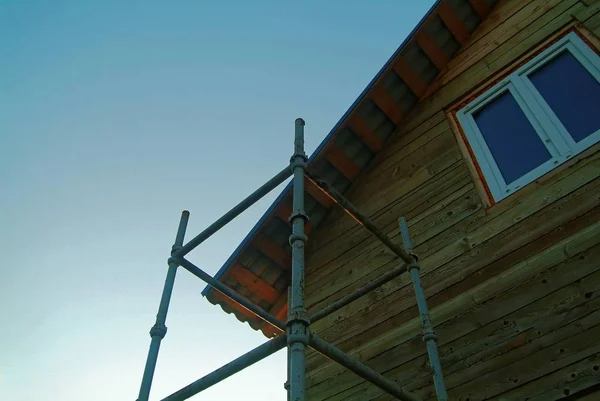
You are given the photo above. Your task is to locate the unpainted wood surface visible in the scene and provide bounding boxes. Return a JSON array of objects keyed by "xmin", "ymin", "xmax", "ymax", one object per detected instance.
[{"xmin": 304, "ymin": 0, "xmax": 600, "ymax": 399}]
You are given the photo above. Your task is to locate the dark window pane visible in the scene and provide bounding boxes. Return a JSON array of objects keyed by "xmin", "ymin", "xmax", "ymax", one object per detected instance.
[
  {"xmin": 474, "ymin": 91, "xmax": 551, "ymax": 184},
  {"xmin": 529, "ymin": 50, "xmax": 600, "ymax": 142}
]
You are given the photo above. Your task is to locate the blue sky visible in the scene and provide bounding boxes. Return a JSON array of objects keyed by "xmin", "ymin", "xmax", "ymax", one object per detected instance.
[{"xmin": 0, "ymin": 1, "xmax": 435, "ymax": 399}]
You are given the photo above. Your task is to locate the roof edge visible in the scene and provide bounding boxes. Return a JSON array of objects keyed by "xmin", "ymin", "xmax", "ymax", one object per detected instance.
[{"xmin": 201, "ymin": 0, "xmax": 443, "ymax": 298}]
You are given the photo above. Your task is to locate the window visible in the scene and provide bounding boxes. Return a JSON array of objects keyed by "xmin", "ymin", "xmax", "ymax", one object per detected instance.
[{"xmin": 456, "ymin": 32, "xmax": 600, "ymax": 203}]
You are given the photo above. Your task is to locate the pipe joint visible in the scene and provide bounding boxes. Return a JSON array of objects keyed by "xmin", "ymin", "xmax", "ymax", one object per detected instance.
[
  {"xmin": 170, "ymin": 244, "xmax": 182, "ymax": 256},
  {"xmin": 150, "ymin": 324, "xmax": 167, "ymax": 339},
  {"xmin": 287, "ymin": 332, "xmax": 310, "ymax": 346},
  {"xmin": 408, "ymin": 262, "xmax": 421, "ymax": 272},
  {"xmin": 289, "ymin": 154, "xmax": 308, "ymax": 169},
  {"xmin": 167, "ymin": 256, "xmax": 181, "ymax": 266},
  {"xmin": 289, "ymin": 233, "xmax": 308, "ymax": 245},
  {"xmin": 422, "ymin": 330, "xmax": 438, "ymax": 342},
  {"xmin": 288, "ymin": 309, "xmax": 311, "ymax": 325},
  {"xmin": 286, "ymin": 309, "xmax": 310, "ymax": 346},
  {"xmin": 289, "ymin": 211, "xmax": 309, "ymax": 223}
]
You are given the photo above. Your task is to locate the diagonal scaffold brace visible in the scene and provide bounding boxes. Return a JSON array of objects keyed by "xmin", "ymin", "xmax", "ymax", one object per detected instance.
[{"xmin": 136, "ymin": 117, "xmax": 447, "ymax": 401}]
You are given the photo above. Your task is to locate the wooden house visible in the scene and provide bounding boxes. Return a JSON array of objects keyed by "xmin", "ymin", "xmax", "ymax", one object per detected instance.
[{"xmin": 202, "ymin": 0, "xmax": 600, "ymax": 399}]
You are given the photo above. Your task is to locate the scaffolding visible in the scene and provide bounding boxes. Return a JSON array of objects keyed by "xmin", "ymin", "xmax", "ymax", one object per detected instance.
[{"xmin": 136, "ymin": 119, "xmax": 448, "ymax": 401}]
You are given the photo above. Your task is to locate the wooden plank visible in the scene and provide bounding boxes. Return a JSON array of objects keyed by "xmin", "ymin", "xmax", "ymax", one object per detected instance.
[
  {"xmin": 370, "ymin": 85, "xmax": 405, "ymax": 124},
  {"xmin": 306, "ymin": 180, "xmax": 468, "ymax": 321},
  {"xmin": 304, "ymin": 0, "xmax": 597, "ymax": 396},
  {"xmin": 307, "ymin": 163, "xmax": 468, "ymax": 299},
  {"xmin": 306, "ymin": 163, "xmax": 600, "ymax": 383},
  {"xmin": 305, "ymin": 160, "xmax": 466, "ymax": 295},
  {"xmin": 310, "ymin": 147, "xmax": 597, "ymax": 334},
  {"xmin": 508, "ymin": 355, "xmax": 600, "ymax": 401},
  {"xmin": 306, "ymin": 224, "xmax": 600, "ymax": 398},
  {"xmin": 578, "ymin": 388, "xmax": 600, "ymax": 401},
  {"xmin": 302, "ymin": 1, "xmax": 600, "ymax": 397},
  {"xmin": 351, "ymin": 111, "xmax": 447, "ymax": 182},
  {"xmin": 448, "ymin": 326, "xmax": 600, "ymax": 400},
  {"xmin": 392, "ymin": 58, "xmax": 429, "ymax": 98},
  {"xmin": 442, "ymin": 0, "xmax": 574, "ymax": 87},
  {"xmin": 354, "ymin": 275, "xmax": 600, "ymax": 400},
  {"xmin": 305, "ymin": 177, "xmax": 334, "ymax": 208},
  {"xmin": 307, "ymin": 184, "xmax": 478, "ymax": 313},
  {"xmin": 270, "ymin": 292, "xmax": 288, "ymax": 321},
  {"xmin": 330, "ymin": 203, "xmax": 600, "ymax": 362},
  {"xmin": 305, "ymin": 146, "xmax": 466, "ymax": 291},
  {"xmin": 275, "ymin": 201, "xmax": 292, "ymax": 223},
  {"xmin": 351, "ymin": 256, "xmax": 600, "ymax": 400},
  {"xmin": 325, "ymin": 146, "xmax": 361, "ymax": 180},
  {"xmin": 314, "ymin": 184, "xmax": 597, "ymax": 384},
  {"xmin": 310, "ymin": 245, "xmax": 600, "ymax": 399},
  {"xmin": 410, "ymin": 278, "xmax": 600, "ymax": 399},
  {"xmin": 415, "ymin": 32, "xmax": 449, "ymax": 71},
  {"xmin": 433, "ymin": 274, "xmax": 600, "ymax": 396},
  {"xmin": 305, "ymin": 117, "xmax": 452, "ymax": 254},
  {"xmin": 308, "ymin": 162, "xmax": 600, "ymax": 369},
  {"xmin": 306, "ymin": 163, "xmax": 470, "ymax": 295},
  {"xmin": 338, "ymin": 223, "xmax": 600, "ymax": 370},
  {"xmin": 226, "ymin": 264, "xmax": 280, "ymax": 304},
  {"xmin": 346, "ymin": 115, "xmax": 384, "ymax": 153},
  {"xmin": 254, "ymin": 233, "xmax": 291, "ymax": 270},
  {"xmin": 438, "ymin": 1, "xmax": 470, "ymax": 46},
  {"xmin": 305, "ymin": 151, "xmax": 465, "ymax": 293},
  {"xmin": 468, "ymin": 0, "xmax": 491, "ymax": 20},
  {"xmin": 403, "ymin": 0, "xmax": 583, "ymax": 134},
  {"xmin": 259, "ymin": 292, "xmax": 289, "ymax": 337},
  {"xmin": 573, "ymin": 0, "xmax": 600, "ymax": 22},
  {"xmin": 306, "ymin": 127, "xmax": 457, "ymax": 264},
  {"xmin": 451, "ymin": 0, "xmax": 535, "ymax": 58},
  {"xmin": 584, "ymin": 12, "xmax": 600, "ymax": 30},
  {"xmin": 346, "ymin": 128, "xmax": 460, "ymax": 212}
]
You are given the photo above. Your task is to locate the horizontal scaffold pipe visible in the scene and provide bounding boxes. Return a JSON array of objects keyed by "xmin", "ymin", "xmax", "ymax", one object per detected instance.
[
  {"xmin": 176, "ymin": 257, "xmax": 285, "ymax": 333},
  {"xmin": 175, "ymin": 166, "xmax": 292, "ymax": 258}
]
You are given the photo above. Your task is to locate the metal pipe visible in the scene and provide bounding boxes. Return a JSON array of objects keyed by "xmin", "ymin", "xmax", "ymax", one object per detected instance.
[
  {"xmin": 398, "ymin": 216, "xmax": 414, "ymax": 255},
  {"xmin": 288, "ymin": 118, "xmax": 310, "ymax": 401},
  {"xmin": 175, "ymin": 257, "xmax": 285, "ymax": 333},
  {"xmin": 161, "ymin": 335, "xmax": 287, "ymax": 401},
  {"xmin": 311, "ymin": 262, "xmax": 408, "ymax": 323},
  {"xmin": 305, "ymin": 171, "xmax": 414, "ymax": 265},
  {"xmin": 309, "ymin": 334, "xmax": 422, "ymax": 401},
  {"xmin": 138, "ymin": 211, "xmax": 190, "ymax": 401},
  {"xmin": 399, "ymin": 217, "xmax": 447, "ymax": 401},
  {"xmin": 285, "ymin": 286, "xmax": 292, "ymax": 401},
  {"xmin": 174, "ymin": 166, "xmax": 292, "ymax": 258}
]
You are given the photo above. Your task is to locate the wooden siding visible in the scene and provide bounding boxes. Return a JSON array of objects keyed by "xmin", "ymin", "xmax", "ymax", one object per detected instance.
[{"xmin": 303, "ymin": 0, "xmax": 600, "ymax": 399}]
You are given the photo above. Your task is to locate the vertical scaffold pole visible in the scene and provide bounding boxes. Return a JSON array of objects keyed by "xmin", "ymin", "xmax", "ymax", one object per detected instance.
[
  {"xmin": 284, "ymin": 285, "xmax": 292, "ymax": 401},
  {"xmin": 288, "ymin": 118, "xmax": 309, "ymax": 401},
  {"xmin": 399, "ymin": 217, "xmax": 447, "ymax": 401},
  {"xmin": 138, "ymin": 210, "xmax": 190, "ymax": 401}
]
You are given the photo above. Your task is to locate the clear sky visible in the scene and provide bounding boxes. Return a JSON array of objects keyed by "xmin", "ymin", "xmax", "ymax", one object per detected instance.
[{"xmin": 0, "ymin": 1, "xmax": 435, "ymax": 400}]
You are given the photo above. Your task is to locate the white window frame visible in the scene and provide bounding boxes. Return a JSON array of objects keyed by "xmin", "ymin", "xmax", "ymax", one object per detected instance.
[{"xmin": 456, "ymin": 32, "xmax": 600, "ymax": 203}]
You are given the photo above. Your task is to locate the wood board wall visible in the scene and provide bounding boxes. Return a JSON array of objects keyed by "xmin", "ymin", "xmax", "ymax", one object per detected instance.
[{"xmin": 303, "ymin": 0, "xmax": 600, "ymax": 399}]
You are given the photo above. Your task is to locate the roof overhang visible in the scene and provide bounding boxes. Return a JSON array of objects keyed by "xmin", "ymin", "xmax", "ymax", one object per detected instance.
[{"xmin": 201, "ymin": 0, "xmax": 500, "ymax": 337}]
